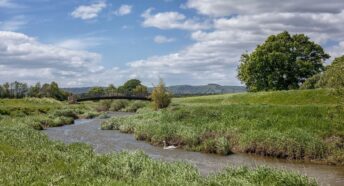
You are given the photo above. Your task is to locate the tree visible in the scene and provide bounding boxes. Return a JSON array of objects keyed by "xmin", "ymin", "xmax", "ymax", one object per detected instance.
[
  {"xmin": 121, "ymin": 79, "xmax": 141, "ymax": 93},
  {"xmin": 301, "ymin": 55, "xmax": 344, "ymax": 89},
  {"xmin": 133, "ymin": 85, "xmax": 148, "ymax": 95},
  {"xmin": 238, "ymin": 31, "xmax": 330, "ymax": 92},
  {"xmin": 106, "ymin": 84, "xmax": 117, "ymax": 95},
  {"xmin": 151, "ymin": 79, "xmax": 171, "ymax": 110},
  {"xmin": 88, "ymin": 87, "xmax": 105, "ymax": 96},
  {"xmin": 318, "ymin": 55, "xmax": 344, "ymax": 88}
]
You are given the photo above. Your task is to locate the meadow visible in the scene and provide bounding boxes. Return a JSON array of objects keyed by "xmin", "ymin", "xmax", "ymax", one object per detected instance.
[
  {"xmin": 0, "ymin": 98, "xmax": 318, "ymax": 185},
  {"xmin": 102, "ymin": 89, "xmax": 344, "ymax": 165}
]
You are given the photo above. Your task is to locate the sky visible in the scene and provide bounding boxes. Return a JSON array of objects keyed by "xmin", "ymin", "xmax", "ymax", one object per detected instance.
[{"xmin": 0, "ymin": 0, "xmax": 344, "ymax": 87}]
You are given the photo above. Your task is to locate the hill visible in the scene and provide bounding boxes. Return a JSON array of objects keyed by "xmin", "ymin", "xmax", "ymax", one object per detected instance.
[{"xmin": 63, "ymin": 84, "xmax": 246, "ymax": 95}]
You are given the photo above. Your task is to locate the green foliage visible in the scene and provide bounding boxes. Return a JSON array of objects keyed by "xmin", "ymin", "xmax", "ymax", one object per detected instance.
[
  {"xmin": 103, "ymin": 89, "xmax": 344, "ymax": 164},
  {"xmin": 151, "ymin": 79, "xmax": 172, "ymax": 110},
  {"xmin": 319, "ymin": 55, "xmax": 344, "ymax": 88},
  {"xmin": 119, "ymin": 79, "xmax": 142, "ymax": 93},
  {"xmin": 238, "ymin": 31, "xmax": 330, "ymax": 92},
  {"xmin": 0, "ymin": 98, "xmax": 316, "ymax": 185},
  {"xmin": 87, "ymin": 86, "xmax": 105, "ymax": 96},
  {"xmin": 0, "ymin": 81, "xmax": 67, "ymax": 100},
  {"xmin": 124, "ymin": 101, "xmax": 148, "ymax": 112},
  {"xmin": 133, "ymin": 85, "xmax": 148, "ymax": 95},
  {"xmin": 110, "ymin": 100, "xmax": 129, "ymax": 111}
]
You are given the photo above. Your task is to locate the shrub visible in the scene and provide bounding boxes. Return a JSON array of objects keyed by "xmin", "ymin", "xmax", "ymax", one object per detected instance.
[
  {"xmin": 151, "ymin": 79, "xmax": 171, "ymax": 110},
  {"xmin": 96, "ymin": 100, "xmax": 112, "ymax": 112},
  {"xmin": 124, "ymin": 101, "xmax": 147, "ymax": 112},
  {"xmin": 110, "ymin": 100, "xmax": 129, "ymax": 111}
]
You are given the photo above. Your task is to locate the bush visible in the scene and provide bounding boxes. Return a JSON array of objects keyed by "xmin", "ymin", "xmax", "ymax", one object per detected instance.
[
  {"xmin": 151, "ymin": 79, "xmax": 171, "ymax": 110},
  {"xmin": 96, "ymin": 100, "xmax": 112, "ymax": 112},
  {"xmin": 124, "ymin": 101, "xmax": 147, "ymax": 112},
  {"xmin": 110, "ymin": 100, "xmax": 129, "ymax": 111}
]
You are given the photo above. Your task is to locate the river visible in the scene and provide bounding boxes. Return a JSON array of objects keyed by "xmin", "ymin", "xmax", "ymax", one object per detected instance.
[{"xmin": 43, "ymin": 112, "xmax": 344, "ymax": 186}]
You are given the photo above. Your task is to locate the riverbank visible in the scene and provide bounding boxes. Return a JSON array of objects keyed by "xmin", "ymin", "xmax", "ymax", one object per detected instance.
[
  {"xmin": 0, "ymin": 98, "xmax": 317, "ymax": 185},
  {"xmin": 101, "ymin": 89, "xmax": 344, "ymax": 165}
]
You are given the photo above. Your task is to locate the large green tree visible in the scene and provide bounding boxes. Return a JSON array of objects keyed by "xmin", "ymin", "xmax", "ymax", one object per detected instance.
[
  {"xmin": 119, "ymin": 79, "xmax": 142, "ymax": 93},
  {"xmin": 238, "ymin": 31, "xmax": 330, "ymax": 91}
]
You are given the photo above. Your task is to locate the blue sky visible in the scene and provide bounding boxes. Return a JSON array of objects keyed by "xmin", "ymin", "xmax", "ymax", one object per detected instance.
[{"xmin": 1, "ymin": 0, "xmax": 344, "ymax": 87}]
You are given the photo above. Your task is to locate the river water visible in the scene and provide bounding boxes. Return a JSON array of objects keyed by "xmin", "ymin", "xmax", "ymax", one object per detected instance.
[{"xmin": 43, "ymin": 112, "xmax": 344, "ymax": 186}]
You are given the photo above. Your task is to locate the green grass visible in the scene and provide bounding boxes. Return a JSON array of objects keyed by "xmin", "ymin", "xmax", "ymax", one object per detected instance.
[
  {"xmin": 102, "ymin": 89, "xmax": 344, "ymax": 165},
  {"xmin": 0, "ymin": 98, "xmax": 317, "ymax": 185}
]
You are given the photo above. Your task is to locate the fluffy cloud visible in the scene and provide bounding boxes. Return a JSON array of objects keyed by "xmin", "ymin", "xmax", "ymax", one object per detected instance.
[
  {"xmin": 71, "ymin": 2, "xmax": 106, "ymax": 20},
  {"xmin": 154, "ymin": 35, "xmax": 175, "ymax": 44},
  {"xmin": 0, "ymin": 31, "xmax": 107, "ymax": 86},
  {"xmin": 142, "ymin": 8, "xmax": 210, "ymax": 30},
  {"xmin": 129, "ymin": 0, "xmax": 344, "ymax": 85},
  {"xmin": 185, "ymin": 0, "xmax": 344, "ymax": 17},
  {"xmin": 114, "ymin": 5, "xmax": 132, "ymax": 16}
]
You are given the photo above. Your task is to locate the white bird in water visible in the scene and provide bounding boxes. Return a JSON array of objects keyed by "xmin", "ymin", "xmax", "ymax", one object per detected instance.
[{"xmin": 163, "ymin": 140, "xmax": 177, "ymax": 150}]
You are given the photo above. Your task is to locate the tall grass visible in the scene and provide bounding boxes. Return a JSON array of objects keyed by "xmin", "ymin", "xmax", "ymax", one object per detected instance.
[
  {"xmin": 102, "ymin": 89, "xmax": 344, "ymax": 164},
  {"xmin": 0, "ymin": 98, "xmax": 316, "ymax": 185}
]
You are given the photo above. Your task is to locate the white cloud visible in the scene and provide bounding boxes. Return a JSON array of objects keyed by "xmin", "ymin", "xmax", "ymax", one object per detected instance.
[
  {"xmin": 0, "ymin": 16, "xmax": 27, "ymax": 31},
  {"xmin": 114, "ymin": 5, "xmax": 132, "ymax": 16},
  {"xmin": 185, "ymin": 0, "xmax": 344, "ymax": 17},
  {"xmin": 71, "ymin": 2, "xmax": 106, "ymax": 20},
  {"xmin": 142, "ymin": 8, "xmax": 210, "ymax": 30},
  {"xmin": 127, "ymin": 1, "xmax": 344, "ymax": 85},
  {"xmin": 55, "ymin": 37, "xmax": 103, "ymax": 50},
  {"xmin": 0, "ymin": 31, "xmax": 108, "ymax": 87},
  {"xmin": 154, "ymin": 35, "xmax": 175, "ymax": 44}
]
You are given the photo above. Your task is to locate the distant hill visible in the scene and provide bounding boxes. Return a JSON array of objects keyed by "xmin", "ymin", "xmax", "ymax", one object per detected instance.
[
  {"xmin": 166, "ymin": 84, "xmax": 246, "ymax": 95},
  {"xmin": 63, "ymin": 87, "xmax": 92, "ymax": 94},
  {"xmin": 63, "ymin": 84, "xmax": 246, "ymax": 95}
]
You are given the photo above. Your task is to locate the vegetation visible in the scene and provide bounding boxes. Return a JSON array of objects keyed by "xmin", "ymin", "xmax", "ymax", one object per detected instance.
[
  {"xmin": 238, "ymin": 31, "xmax": 330, "ymax": 92},
  {"xmin": 151, "ymin": 79, "xmax": 172, "ymax": 110},
  {"xmin": 0, "ymin": 98, "xmax": 316, "ymax": 185},
  {"xmin": 102, "ymin": 89, "xmax": 344, "ymax": 165},
  {"xmin": 302, "ymin": 55, "xmax": 344, "ymax": 89},
  {"xmin": 0, "ymin": 81, "xmax": 68, "ymax": 100}
]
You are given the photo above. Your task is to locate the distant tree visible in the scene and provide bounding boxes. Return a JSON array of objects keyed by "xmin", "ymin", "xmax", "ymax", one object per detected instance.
[
  {"xmin": 2, "ymin": 83, "xmax": 10, "ymax": 98},
  {"xmin": 238, "ymin": 31, "xmax": 330, "ymax": 92},
  {"xmin": 133, "ymin": 85, "xmax": 148, "ymax": 95},
  {"xmin": 88, "ymin": 86, "xmax": 105, "ymax": 96},
  {"xmin": 151, "ymin": 79, "xmax": 171, "ymax": 110},
  {"xmin": 28, "ymin": 83, "xmax": 41, "ymax": 97},
  {"xmin": 121, "ymin": 79, "xmax": 141, "ymax": 93},
  {"xmin": 106, "ymin": 84, "xmax": 117, "ymax": 95}
]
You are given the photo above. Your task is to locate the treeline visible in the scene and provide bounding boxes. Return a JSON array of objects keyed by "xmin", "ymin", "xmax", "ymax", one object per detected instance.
[
  {"xmin": 0, "ymin": 81, "xmax": 68, "ymax": 100},
  {"xmin": 86, "ymin": 79, "xmax": 148, "ymax": 96}
]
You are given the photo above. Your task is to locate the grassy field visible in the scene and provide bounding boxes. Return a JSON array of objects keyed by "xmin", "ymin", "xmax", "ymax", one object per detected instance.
[
  {"xmin": 0, "ymin": 98, "xmax": 317, "ymax": 185},
  {"xmin": 102, "ymin": 89, "xmax": 344, "ymax": 165}
]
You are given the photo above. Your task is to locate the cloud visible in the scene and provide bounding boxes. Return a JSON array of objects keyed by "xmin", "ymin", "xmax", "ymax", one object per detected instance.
[
  {"xmin": 126, "ymin": 1, "xmax": 344, "ymax": 85},
  {"xmin": 55, "ymin": 37, "xmax": 104, "ymax": 50},
  {"xmin": 0, "ymin": 31, "xmax": 108, "ymax": 87},
  {"xmin": 0, "ymin": 16, "xmax": 27, "ymax": 31},
  {"xmin": 71, "ymin": 2, "xmax": 106, "ymax": 20},
  {"xmin": 154, "ymin": 35, "xmax": 175, "ymax": 44},
  {"xmin": 114, "ymin": 4, "xmax": 132, "ymax": 16},
  {"xmin": 0, "ymin": 0, "xmax": 18, "ymax": 8},
  {"xmin": 185, "ymin": 0, "xmax": 344, "ymax": 17},
  {"xmin": 141, "ymin": 8, "xmax": 210, "ymax": 30}
]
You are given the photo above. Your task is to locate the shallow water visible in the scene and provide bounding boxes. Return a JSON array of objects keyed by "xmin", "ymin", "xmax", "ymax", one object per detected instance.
[{"xmin": 43, "ymin": 112, "xmax": 344, "ymax": 186}]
